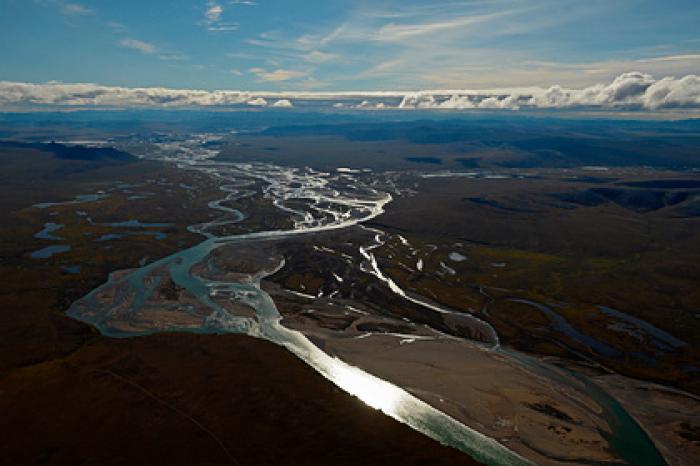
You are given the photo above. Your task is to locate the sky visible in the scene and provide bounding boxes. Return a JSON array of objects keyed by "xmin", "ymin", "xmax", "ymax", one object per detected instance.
[{"xmin": 1, "ymin": 0, "xmax": 700, "ymax": 91}]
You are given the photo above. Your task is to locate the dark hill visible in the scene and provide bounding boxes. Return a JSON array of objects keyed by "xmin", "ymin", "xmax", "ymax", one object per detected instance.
[{"xmin": 0, "ymin": 140, "xmax": 136, "ymax": 163}]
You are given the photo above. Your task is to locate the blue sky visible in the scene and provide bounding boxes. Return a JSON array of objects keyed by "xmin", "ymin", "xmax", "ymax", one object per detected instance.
[{"xmin": 1, "ymin": 0, "xmax": 699, "ymax": 91}]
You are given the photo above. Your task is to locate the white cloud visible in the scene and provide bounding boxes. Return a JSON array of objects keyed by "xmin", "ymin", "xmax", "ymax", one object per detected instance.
[
  {"xmin": 208, "ymin": 24, "xmax": 239, "ymax": 31},
  {"xmin": 357, "ymin": 100, "xmax": 386, "ymax": 109},
  {"xmin": 36, "ymin": 0, "xmax": 94, "ymax": 16},
  {"xmin": 1, "ymin": 73, "xmax": 699, "ymax": 111},
  {"xmin": 375, "ymin": 10, "xmax": 516, "ymax": 42},
  {"xmin": 205, "ymin": 3, "xmax": 223, "ymax": 22},
  {"xmin": 644, "ymin": 75, "xmax": 700, "ymax": 108},
  {"xmin": 0, "ymin": 81, "xmax": 253, "ymax": 107},
  {"xmin": 303, "ymin": 51, "xmax": 338, "ymax": 63},
  {"xmin": 106, "ymin": 21, "xmax": 126, "ymax": 31},
  {"xmin": 249, "ymin": 68, "xmax": 307, "ymax": 82},
  {"xmin": 157, "ymin": 53, "xmax": 188, "ymax": 61},
  {"xmin": 247, "ymin": 97, "xmax": 268, "ymax": 106},
  {"xmin": 119, "ymin": 39, "xmax": 157, "ymax": 55},
  {"xmin": 250, "ymin": 1, "xmax": 698, "ymax": 91},
  {"xmin": 203, "ymin": 2, "xmax": 238, "ymax": 31},
  {"xmin": 397, "ymin": 72, "xmax": 700, "ymax": 110},
  {"xmin": 272, "ymin": 99, "xmax": 294, "ymax": 107},
  {"xmin": 60, "ymin": 2, "xmax": 92, "ymax": 15},
  {"xmin": 118, "ymin": 39, "xmax": 186, "ymax": 61}
]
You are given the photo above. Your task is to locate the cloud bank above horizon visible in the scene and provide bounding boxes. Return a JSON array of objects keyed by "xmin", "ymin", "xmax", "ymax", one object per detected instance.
[{"xmin": 1, "ymin": 72, "xmax": 699, "ymax": 112}]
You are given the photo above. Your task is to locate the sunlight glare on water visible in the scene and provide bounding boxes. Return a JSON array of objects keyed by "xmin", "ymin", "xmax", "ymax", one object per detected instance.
[{"xmin": 328, "ymin": 358, "xmax": 402, "ymax": 414}]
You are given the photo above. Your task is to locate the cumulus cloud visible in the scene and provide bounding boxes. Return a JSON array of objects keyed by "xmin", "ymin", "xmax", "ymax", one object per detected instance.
[
  {"xmin": 399, "ymin": 72, "xmax": 700, "ymax": 110},
  {"xmin": 0, "ymin": 81, "xmax": 253, "ymax": 107},
  {"xmin": 246, "ymin": 97, "xmax": 267, "ymax": 106},
  {"xmin": 357, "ymin": 100, "xmax": 386, "ymax": 109},
  {"xmin": 1, "ymin": 73, "xmax": 699, "ymax": 111},
  {"xmin": 272, "ymin": 99, "xmax": 294, "ymax": 107},
  {"xmin": 643, "ymin": 75, "xmax": 700, "ymax": 109},
  {"xmin": 398, "ymin": 92, "xmax": 518, "ymax": 110}
]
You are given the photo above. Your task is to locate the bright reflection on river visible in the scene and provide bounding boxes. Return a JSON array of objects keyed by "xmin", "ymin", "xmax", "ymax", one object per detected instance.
[{"xmin": 327, "ymin": 357, "xmax": 402, "ymax": 414}]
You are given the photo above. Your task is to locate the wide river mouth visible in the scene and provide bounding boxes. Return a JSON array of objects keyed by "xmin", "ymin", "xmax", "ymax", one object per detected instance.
[{"xmin": 65, "ymin": 142, "xmax": 666, "ymax": 466}]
